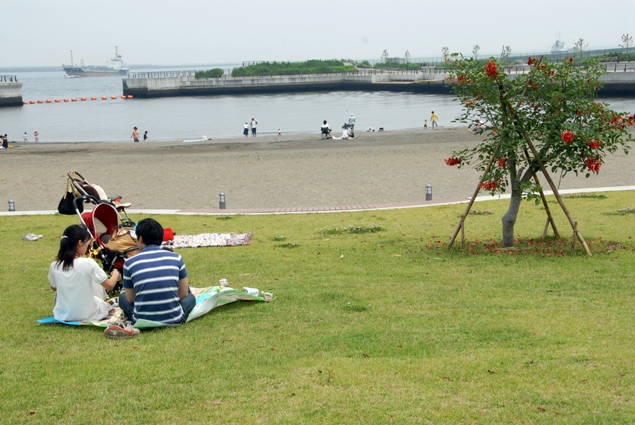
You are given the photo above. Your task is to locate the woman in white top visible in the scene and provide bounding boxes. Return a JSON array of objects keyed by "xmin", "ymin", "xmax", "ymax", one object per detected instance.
[{"xmin": 48, "ymin": 224, "xmax": 120, "ymax": 322}]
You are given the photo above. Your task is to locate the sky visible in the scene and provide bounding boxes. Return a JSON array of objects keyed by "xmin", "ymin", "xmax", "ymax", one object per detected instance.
[{"xmin": 3, "ymin": 0, "xmax": 633, "ymax": 67}]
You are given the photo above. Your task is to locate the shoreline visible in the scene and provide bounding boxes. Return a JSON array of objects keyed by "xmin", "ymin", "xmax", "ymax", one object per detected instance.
[{"xmin": 1, "ymin": 127, "xmax": 634, "ymax": 212}]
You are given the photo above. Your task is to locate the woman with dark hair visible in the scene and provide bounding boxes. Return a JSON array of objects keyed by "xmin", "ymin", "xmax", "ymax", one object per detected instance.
[{"xmin": 48, "ymin": 224, "xmax": 121, "ymax": 321}]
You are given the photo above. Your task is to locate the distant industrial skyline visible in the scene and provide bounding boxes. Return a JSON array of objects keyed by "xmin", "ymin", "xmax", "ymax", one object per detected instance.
[{"xmin": 2, "ymin": 0, "xmax": 632, "ymax": 67}]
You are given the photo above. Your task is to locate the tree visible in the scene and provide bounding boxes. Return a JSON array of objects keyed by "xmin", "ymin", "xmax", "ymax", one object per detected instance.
[
  {"xmin": 472, "ymin": 45, "xmax": 480, "ymax": 60},
  {"xmin": 573, "ymin": 38, "xmax": 588, "ymax": 59},
  {"xmin": 404, "ymin": 50, "xmax": 411, "ymax": 64},
  {"xmin": 442, "ymin": 47, "xmax": 449, "ymax": 62},
  {"xmin": 381, "ymin": 50, "xmax": 389, "ymax": 62},
  {"xmin": 445, "ymin": 55, "xmax": 633, "ymax": 248},
  {"xmin": 621, "ymin": 33, "xmax": 633, "ymax": 58}
]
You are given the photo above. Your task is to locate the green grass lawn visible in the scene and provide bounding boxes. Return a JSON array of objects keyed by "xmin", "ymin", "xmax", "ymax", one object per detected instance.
[{"xmin": 2, "ymin": 192, "xmax": 635, "ymax": 424}]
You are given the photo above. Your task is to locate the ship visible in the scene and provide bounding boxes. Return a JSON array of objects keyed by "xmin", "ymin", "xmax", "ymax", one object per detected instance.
[{"xmin": 63, "ymin": 47, "xmax": 129, "ymax": 77}]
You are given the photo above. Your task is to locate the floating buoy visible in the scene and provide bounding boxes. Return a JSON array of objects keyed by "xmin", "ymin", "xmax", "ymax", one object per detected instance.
[
  {"xmin": 37, "ymin": 100, "xmax": 43, "ymax": 104},
  {"xmin": 23, "ymin": 101, "xmax": 28, "ymax": 105},
  {"xmin": 71, "ymin": 98, "xmax": 77, "ymax": 102},
  {"xmin": 102, "ymin": 96, "xmax": 107, "ymax": 100},
  {"xmin": 127, "ymin": 95, "xmax": 133, "ymax": 99},
  {"xmin": 120, "ymin": 95, "xmax": 126, "ymax": 99},
  {"xmin": 46, "ymin": 100, "xmax": 52, "ymax": 103},
  {"xmin": 55, "ymin": 99, "xmax": 60, "ymax": 103},
  {"xmin": 111, "ymin": 95, "xmax": 117, "ymax": 99},
  {"xmin": 91, "ymin": 97, "xmax": 96, "ymax": 100},
  {"xmin": 81, "ymin": 97, "xmax": 86, "ymax": 101},
  {"xmin": 30, "ymin": 100, "xmax": 35, "ymax": 104},
  {"xmin": 63, "ymin": 98, "xmax": 69, "ymax": 102}
]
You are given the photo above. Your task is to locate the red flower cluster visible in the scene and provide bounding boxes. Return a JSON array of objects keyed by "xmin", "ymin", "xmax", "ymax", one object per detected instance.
[
  {"xmin": 480, "ymin": 180, "xmax": 500, "ymax": 191},
  {"xmin": 587, "ymin": 140, "xmax": 601, "ymax": 149},
  {"xmin": 444, "ymin": 157, "xmax": 461, "ymax": 166},
  {"xmin": 497, "ymin": 156, "xmax": 508, "ymax": 168},
  {"xmin": 457, "ymin": 74, "xmax": 471, "ymax": 85},
  {"xmin": 584, "ymin": 157, "xmax": 601, "ymax": 172},
  {"xmin": 566, "ymin": 57, "xmax": 573, "ymax": 63},
  {"xmin": 560, "ymin": 130, "xmax": 574, "ymax": 144},
  {"xmin": 485, "ymin": 60, "xmax": 497, "ymax": 79},
  {"xmin": 527, "ymin": 57, "xmax": 537, "ymax": 66}
]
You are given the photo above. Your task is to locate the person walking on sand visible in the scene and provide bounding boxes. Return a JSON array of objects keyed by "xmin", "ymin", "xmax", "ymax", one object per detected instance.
[
  {"xmin": 243, "ymin": 123, "xmax": 249, "ymax": 137},
  {"xmin": 251, "ymin": 118, "xmax": 258, "ymax": 137},
  {"xmin": 131, "ymin": 127, "xmax": 139, "ymax": 142},
  {"xmin": 34, "ymin": 131, "xmax": 39, "ymax": 142},
  {"xmin": 143, "ymin": 131, "xmax": 148, "ymax": 142},
  {"xmin": 431, "ymin": 111, "xmax": 438, "ymax": 129},
  {"xmin": 23, "ymin": 132, "xmax": 28, "ymax": 142},
  {"xmin": 348, "ymin": 113, "xmax": 356, "ymax": 130},
  {"xmin": 424, "ymin": 120, "xmax": 428, "ymax": 129}
]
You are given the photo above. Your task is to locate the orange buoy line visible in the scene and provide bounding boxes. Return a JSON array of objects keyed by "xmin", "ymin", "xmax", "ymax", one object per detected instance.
[{"xmin": 24, "ymin": 95, "xmax": 133, "ymax": 104}]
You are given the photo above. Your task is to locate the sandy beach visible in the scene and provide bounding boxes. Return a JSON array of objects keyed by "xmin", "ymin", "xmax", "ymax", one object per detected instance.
[{"xmin": 1, "ymin": 127, "xmax": 634, "ymax": 212}]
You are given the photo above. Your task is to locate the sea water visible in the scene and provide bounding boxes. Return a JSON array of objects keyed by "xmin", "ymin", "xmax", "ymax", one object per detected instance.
[{"xmin": 1, "ymin": 69, "xmax": 633, "ymax": 143}]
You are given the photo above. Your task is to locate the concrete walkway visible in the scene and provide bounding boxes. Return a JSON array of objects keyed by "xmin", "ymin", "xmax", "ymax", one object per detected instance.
[{"xmin": 2, "ymin": 186, "xmax": 634, "ymax": 217}]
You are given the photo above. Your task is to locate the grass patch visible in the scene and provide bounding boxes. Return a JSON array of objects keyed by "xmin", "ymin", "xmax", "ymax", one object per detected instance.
[
  {"xmin": 216, "ymin": 215, "xmax": 235, "ymax": 221},
  {"xmin": 318, "ymin": 224, "xmax": 385, "ymax": 236},
  {"xmin": 271, "ymin": 235, "xmax": 287, "ymax": 241},
  {"xmin": 3, "ymin": 191, "xmax": 635, "ymax": 423},
  {"xmin": 606, "ymin": 206, "xmax": 635, "ymax": 215},
  {"xmin": 562, "ymin": 192, "xmax": 608, "ymax": 199}
]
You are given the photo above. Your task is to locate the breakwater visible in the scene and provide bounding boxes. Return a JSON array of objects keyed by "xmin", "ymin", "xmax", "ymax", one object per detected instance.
[
  {"xmin": 123, "ymin": 69, "xmax": 451, "ymax": 98},
  {"xmin": 0, "ymin": 76, "xmax": 23, "ymax": 107},
  {"xmin": 123, "ymin": 63, "xmax": 635, "ymax": 98}
]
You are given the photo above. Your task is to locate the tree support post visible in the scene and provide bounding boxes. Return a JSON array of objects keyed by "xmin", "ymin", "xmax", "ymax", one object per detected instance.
[
  {"xmin": 525, "ymin": 140, "xmax": 592, "ymax": 255},
  {"xmin": 448, "ymin": 153, "xmax": 498, "ymax": 248},
  {"xmin": 532, "ymin": 173, "xmax": 559, "ymax": 239}
]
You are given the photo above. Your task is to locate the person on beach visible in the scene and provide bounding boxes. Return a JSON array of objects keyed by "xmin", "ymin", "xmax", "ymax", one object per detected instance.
[
  {"xmin": 348, "ymin": 114, "xmax": 356, "ymax": 130},
  {"xmin": 131, "ymin": 127, "xmax": 139, "ymax": 142},
  {"xmin": 431, "ymin": 111, "xmax": 438, "ymax": 129},
  {"xmin": 115, "ymin": 218, "xmax": 195, "ymax": 331},
  {"xmin": 424, "ymin": 120, "xmax": 428, "ymax": 129},
  {"xmin": 34, "ymin": 131, "xmax": 39, "ymax": 142},
  {"xmin": 143, "ymin": 131, "xmax": 148, "ymax": 142},
  {"xmin": 278, "ymin": 129, "xmax": 281, "ymax": 137},
  {"xmin": 23, "ymin": 132, "xmax": 28, "ymax": 142},
  {"xmin": 243, "ymin": 123, "xmax": 249, "ymax": 137},
  {"xmin": 251, "ymin": 118, "xmax": 258, "ymax": 137},
  {"xmin": 48, "ymin": 224, "xmax": 121, "ymax": 322},
  {"xmin": 321, "ymin": 120, "xmax": 332, "ymax": 138},
  {"xmin": 2, "ymin": 134, "xmax": 8, "ymax": 149}
]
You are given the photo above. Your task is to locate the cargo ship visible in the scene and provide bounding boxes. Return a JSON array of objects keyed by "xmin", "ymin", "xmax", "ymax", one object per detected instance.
[{"xmin": 63, "ymin": 47, "xmax": 129, "ymax": 77}]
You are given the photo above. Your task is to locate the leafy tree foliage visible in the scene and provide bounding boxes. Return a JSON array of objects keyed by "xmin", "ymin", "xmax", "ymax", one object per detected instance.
[{"xmin": 445, "ymin": 55, "xmax": 634, "ymax": 246}]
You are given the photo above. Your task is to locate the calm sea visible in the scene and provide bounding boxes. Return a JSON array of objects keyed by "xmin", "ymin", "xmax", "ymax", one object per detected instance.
[{"xmin": 2, "ymin": 69, "xmax": 634, "ymax": 143}]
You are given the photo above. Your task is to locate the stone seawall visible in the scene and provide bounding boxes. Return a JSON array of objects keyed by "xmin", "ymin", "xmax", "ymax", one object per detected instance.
[
  {"xmin": 123, "ymin": 73, "xmax": 451, "ymax": 98},
  {"xmin": 123, "ymin": 69, "xmax": 635, "ymax": 98},
  {"xmin": 0, "ymin": 81, "xmax": 23, "ymax": 107}
]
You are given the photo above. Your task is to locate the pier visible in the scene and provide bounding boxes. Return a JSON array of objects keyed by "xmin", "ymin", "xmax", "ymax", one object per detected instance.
[
  {"xmin": 123, "ymin": 63, "xmax": 635, "ymax": 99},
  {"xmin": 0, "ymin": 75, "xmax": 23, "ymax": 107}
]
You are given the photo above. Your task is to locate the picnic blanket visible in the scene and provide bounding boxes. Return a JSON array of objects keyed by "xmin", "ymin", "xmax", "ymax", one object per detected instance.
[
  {"xmin": 162, "ymin": 233, "xmax": 252, "ymax": 249},
  {"xmin": 37, "ymin": 285, "xmax": 270, "ymax": 329}
]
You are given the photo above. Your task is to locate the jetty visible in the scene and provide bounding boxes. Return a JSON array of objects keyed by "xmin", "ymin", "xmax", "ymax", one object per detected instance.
[
  {"xmin": 123, "ymin": 63, "xmax": 635, "ymax": 99},
  {"xmin": 0, "ymin": 75, "xmax": 23, "ymax": 107}
]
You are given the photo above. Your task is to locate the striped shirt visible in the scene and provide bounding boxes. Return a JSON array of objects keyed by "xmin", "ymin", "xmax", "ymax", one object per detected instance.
[{"xmin": 123, "ymin": 245, "xmax": 188, "ymax": 324}]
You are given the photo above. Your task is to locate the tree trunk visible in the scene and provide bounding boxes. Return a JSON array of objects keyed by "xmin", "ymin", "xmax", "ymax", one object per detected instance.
[{"xmin": 502, "ymin": 185, "xmax": 523, "ymax": 247}]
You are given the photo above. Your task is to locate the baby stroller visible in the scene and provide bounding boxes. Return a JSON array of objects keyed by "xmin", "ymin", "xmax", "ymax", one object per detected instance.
[
  {"xmin": 59, "ymin": 171, "xmax": 134, "ymax": 227},
  {"xmin": 60, "ymin": 171, "xmax": 138, "ymax": 295}
]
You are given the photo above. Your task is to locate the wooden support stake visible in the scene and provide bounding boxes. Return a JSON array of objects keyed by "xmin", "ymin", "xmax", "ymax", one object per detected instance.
[
  {"xmin": 448, "ymin": 153, "xmax": 498, "ymax": 248},
  {"xmin": 532, "ymin": 173, "xmax": 559, "ymax": 238}
]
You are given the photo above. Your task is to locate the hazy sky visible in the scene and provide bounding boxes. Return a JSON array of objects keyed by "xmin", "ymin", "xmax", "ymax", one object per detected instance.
[{"xmin": 3, "ymin": 0, "xmax": 633, "ymax": 67}]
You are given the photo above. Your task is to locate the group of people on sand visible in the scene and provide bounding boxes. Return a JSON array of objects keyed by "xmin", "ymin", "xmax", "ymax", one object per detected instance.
[
  {"xmin": 0, "ymin": 134, "xmax": 9, "ymax": 149},
  {"xmin": 48, "ymin": 218, "xmax": 193, "ymax": 339},
  {"xmin": 131, "ymin": 127, "xmax": 149, "ymax": 142},
  {"xmin": 243, "ymin": 118, "xmax": 258, "ymax": 137},
  {"xmin": 321, "ymin": 113, "xmax": 357, "ymax": 140},
  {"xmin": 18, "ymin": 131, "xmax": 40, "ymax": 142}
]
